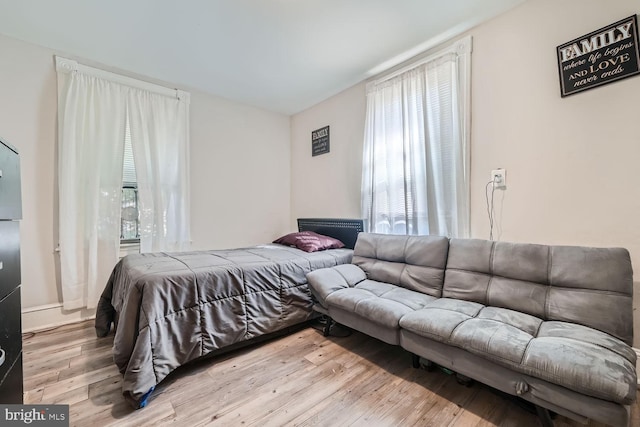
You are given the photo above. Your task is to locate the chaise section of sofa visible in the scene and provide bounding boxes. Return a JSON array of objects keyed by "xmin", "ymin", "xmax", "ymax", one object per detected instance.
[
  {"xmin": 308, "ymin": 233, "xmax": 449, "ymax": 345},
  {"xmin": 306, "ymin": 233, "xmax": 636, "ymax": 427}
]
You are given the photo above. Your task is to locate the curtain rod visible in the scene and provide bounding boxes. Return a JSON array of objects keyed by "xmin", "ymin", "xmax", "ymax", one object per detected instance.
[
  {"xmin": 55, "ymin": 56, "xmax": 189, "ymax": 103},
  {"xmin": 367, "ymin": 36, "xmax": 472, "ymax": 89}
]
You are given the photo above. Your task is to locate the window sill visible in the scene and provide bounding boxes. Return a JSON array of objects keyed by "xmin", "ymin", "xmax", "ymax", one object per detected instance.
[{"xmin": 119, "ymin": 242, "xmax": 140, "ymax": 258}]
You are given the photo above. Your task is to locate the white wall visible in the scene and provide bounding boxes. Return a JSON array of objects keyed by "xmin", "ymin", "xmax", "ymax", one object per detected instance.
[
  {"xmin": 290, "ymin": 0, "xmax": 640, "ymax": 345},
  {"xmin": 290, "ymin": 82, "xmax": 366, "ymax": 227},
  {"xmin": 190, "ymin": 92, "xmax": 291, "ymax": 250},
  {"xmin": 0, "ymin": 34, "xmax": 292, "ymax": 329},
  {"xmin": 0, "ymin": 35, "xmax": 58, "ymax": 309},
  {"xmin": 470, "ymin": 0, "xmax": 640, "ymax": 346}
]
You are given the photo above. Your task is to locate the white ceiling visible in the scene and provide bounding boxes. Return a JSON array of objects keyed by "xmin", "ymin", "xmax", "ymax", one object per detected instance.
[{"xmin": 0, "ymin": 0, "xmax": 525, "ymax": 114}]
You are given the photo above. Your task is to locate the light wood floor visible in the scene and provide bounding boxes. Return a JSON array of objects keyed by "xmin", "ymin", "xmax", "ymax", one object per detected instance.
[{"xmin": 22, "ymin": 320, "xmax": 639, "ymax": 427}]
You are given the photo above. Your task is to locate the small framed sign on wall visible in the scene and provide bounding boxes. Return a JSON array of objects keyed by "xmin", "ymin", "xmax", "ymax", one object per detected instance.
[
  {"xmin": 312, "ymin": 126, "xmax": 330, "ymax": 156},
  {"xmin": 557, "ymin": 15, "xmax": 640, "ymax": 97}
]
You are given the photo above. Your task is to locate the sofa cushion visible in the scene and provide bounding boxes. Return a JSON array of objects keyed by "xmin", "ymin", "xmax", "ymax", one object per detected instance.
[
  {"xmin": 443, "ymin": 239, "xmax": 634, "ymax": 345},
  {"xmin": 326, "ymin": 280, "xmax": 436, "ymax": 329},
  {"xmin": 352, "ymin": 233, "xmax": 449, "ymax": 297},
  {"xmin": 400, "ymin": 300, "xmax": 637, "ymax": 405},
  {"xmin": 306, "ymin": 264, "xmax": 367, "ymax": 308}
]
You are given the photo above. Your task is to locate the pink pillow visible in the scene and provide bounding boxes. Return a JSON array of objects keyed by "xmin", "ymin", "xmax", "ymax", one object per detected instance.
[{"xmin": 273, "ymin": 231, "xmax": 345, "ymax": 252}]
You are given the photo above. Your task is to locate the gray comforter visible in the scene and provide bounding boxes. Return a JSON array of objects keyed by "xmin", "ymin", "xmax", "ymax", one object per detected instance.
[{"xmin": 95, "ymin": 244, "xmax": 353, "ymax": 407}]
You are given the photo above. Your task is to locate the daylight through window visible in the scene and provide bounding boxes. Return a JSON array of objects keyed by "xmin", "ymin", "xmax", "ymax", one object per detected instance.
[{"xmin": 121, "ymin": 118, "xmax": 139, "ymax": 242}]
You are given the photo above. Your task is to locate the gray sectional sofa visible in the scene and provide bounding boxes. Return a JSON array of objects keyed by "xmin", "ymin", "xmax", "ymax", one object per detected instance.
[{"xmin": 307, "ymin": 233, "xmax": 637, "ymax": 427}]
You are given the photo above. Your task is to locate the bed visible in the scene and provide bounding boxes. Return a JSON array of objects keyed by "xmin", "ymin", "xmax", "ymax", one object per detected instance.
[{"xmin": 94, "ymin": 218, "xmax": 364, "ymax": 408}]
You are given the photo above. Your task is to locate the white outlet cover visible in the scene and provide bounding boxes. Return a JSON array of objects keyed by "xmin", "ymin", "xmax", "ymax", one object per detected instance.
[{"xmin": 491, "ymin": 169, "xmax": 506, "ymax": 189}]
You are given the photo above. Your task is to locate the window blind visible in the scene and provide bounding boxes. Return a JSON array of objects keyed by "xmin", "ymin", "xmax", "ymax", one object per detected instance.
[{"xmin": 122, "ymin": 119, "xmax": 136, "ymax": 185}]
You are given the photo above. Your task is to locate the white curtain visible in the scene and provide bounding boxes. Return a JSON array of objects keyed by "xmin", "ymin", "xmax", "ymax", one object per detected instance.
[
  {"xmin": 361, "ymin": 38, "xmax": 471, "ymax": 237},
  {"xmin": 56, "ymin": 57, "xmax": 191, "ymax": 309},
  {"xmin": 57, "ymin": 72, "xmax": 127, "ymax": 310},
  {"xmin": 128, "ymin": 89, "xmax": 190, "ymax": 253}
]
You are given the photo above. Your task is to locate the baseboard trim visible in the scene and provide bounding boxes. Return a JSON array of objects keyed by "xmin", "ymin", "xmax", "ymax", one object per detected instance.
[{"xmin": 21, "ymin": 303, "xmax": 96, "ymax": 333}]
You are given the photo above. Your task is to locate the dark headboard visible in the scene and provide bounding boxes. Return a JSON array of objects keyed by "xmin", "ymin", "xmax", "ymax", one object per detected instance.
[{"xmin": 297, "ymin": 218, "xmax": 365, "ymax": 250}]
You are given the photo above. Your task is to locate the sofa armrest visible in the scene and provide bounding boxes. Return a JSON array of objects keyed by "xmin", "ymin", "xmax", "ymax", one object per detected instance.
[{"xmin": 307, "ymin": 264, "xmax": 366, "ymax": 308}]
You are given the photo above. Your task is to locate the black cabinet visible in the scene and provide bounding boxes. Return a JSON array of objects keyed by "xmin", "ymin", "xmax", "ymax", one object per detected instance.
[
  {"xmin": 0, "ymin": 138, "xmax": 22, "ymax": 404},
  {"xmin": 0, "ymin": 221, "xmax": 20, "ymax": 302},
  {"xmin": 0, "ymin": 288, "xmax": 22, "ymax": 404},
  {"xmin": 0, "ymin": 142, "xmax": 21, "ymax": 220}
]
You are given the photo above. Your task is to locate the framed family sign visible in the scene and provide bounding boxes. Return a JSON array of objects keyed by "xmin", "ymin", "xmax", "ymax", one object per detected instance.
[
  {"xmin": 312, "ymin": 126, "xmax": 330, "ymax": 156},
  {"xmin": 557, "ymin": 15, "xmax": 640, "ymax": 97}
]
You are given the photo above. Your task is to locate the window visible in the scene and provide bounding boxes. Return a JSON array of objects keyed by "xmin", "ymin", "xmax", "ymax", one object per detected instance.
[
  {"xmin": 56, "ymin": 55, "xmax": 191, "ymax": 309},
  {"xmin": 121, "ymin": 119, "xmax": 139, "ymax": 243},
  {"xmin": 361, "ymin": 37, "xmax": 471, "ymax": 238}
]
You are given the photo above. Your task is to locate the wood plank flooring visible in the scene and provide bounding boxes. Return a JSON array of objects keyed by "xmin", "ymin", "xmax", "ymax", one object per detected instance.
[{"xmin": 22, "ymin": 320, "xmax": 640, "ymax": 427}]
